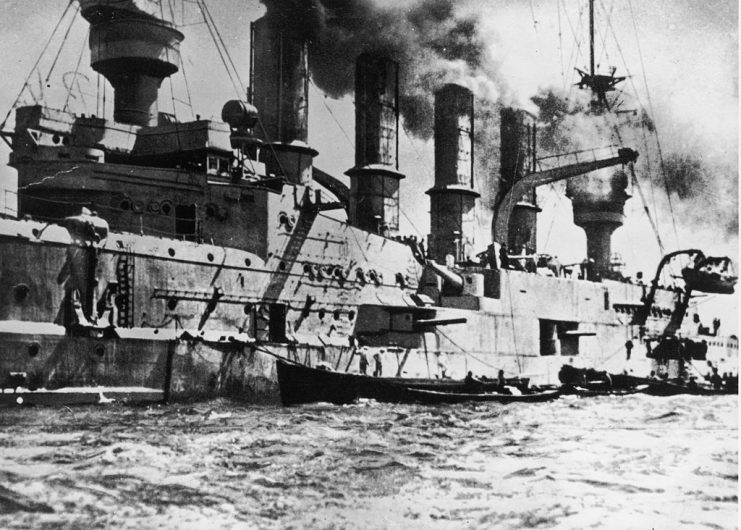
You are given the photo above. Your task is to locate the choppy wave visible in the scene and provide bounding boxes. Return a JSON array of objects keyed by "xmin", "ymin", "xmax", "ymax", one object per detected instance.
[{"xmin": 0, "ymin": 395, "xmax": 736, "ymax": 529}]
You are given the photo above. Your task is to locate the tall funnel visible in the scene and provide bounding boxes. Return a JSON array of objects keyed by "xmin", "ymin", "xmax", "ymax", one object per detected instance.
[
  {"xmin": 80, "ymin": 1, "xmax": 183, "ymax": 126},
  {"xmin": 567, "ymin": 169, "xmax": 630, "ymax": 279},
  {"xmin": 498, "ymin": 108, "xmax": 540, "ymax": 254},
  {"xmin": 251, "ymin": 16, "xmax": 316, "ymax": 185},
  {"xmin": 426, "ymin": 84, "xmax": 479, "ymax": 262},
  {"xmin": 346, "ymin": 54, "xmax": 405, "ymax": 236}
]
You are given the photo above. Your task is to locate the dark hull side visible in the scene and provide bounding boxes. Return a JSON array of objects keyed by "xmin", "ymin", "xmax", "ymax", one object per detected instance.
[{"xmin": 276, "ymin": 360, "xmax": 557, "ymax": 406}]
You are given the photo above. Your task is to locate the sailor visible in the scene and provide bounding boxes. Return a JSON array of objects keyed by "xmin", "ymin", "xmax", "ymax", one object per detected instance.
[
  {"xmin": 710, "ymin": 367, "xmax": 722, "ymax": 390},
  {"xmin": 464, "ymin": 371, "xmax": 482, "ymax": 392},
  {"xmin": 485, "ymin": 243, "xmax": 499, "ymax": 269},
  {"xmin": 373, "ymin": 352, "xmax": 383, "ymax": 377},
  {"xmin": 499, "ymin": 244, "xmax": 510, "ymax": 269},
  {"xmin": 625, "ymin": 339, "xmax": 634, "ymax": 360},
  {"xmin": 358, "ymin": 350, "xmax": 369, "ymax": 375},
  {"xmin": 497, "ymin": 369, "xmax": 506, "ymax": 388}
]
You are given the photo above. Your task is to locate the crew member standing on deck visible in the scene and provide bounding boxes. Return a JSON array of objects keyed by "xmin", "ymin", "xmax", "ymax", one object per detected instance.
[
  {"xmin": 625, "ymin": 339, "xmax": 634, "ymax": 360},
  {"xmin": 373, "ymin": 352, "xmax": 383, "ymax": 377},
  {"xmin": 499, "ymin": 244, "xmax": 510, "ymax": 269},
  {"xmin": 358, "ymin": 350, "xmax": 369, "ymax": 375}
]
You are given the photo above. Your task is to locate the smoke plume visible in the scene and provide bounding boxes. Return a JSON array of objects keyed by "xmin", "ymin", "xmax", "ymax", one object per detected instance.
[
  {"xmin": 531, "ymin": 87, "xmax": 739, "ymax": 241},
  {"xmin": 260, "ymin": 0, "xmax": 737, "ymax": 251},
  {"xmin": 260, "ymin": 0, "xmax": 510, "ymax": 236},
  {"xmin": 260, "ymin": 0, "xmax": 504, "ymax": 139}
]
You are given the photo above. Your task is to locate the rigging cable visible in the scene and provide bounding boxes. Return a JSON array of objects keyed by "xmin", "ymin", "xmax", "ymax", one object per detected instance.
[
  {"xmin": 195, "ymin": 0, "xmax": 244, "ymax": 98},
  {"xmin": 560, "ymin": 0, "xmax": 586, "ymax": 95},
  {"xmin": 595, "ymin": 0, "xmax": 615, "ymax": 74},
  {"xmin": 0, "ymin": 0, "xmax": 75, "ymax": 130},
  {"xmin": 627, "ymin": 164, "xmax": 664, "ymax": 253},
  {"xmin": 198, "ymin": 0, "xmax": 246, "ymax": 96},
  {"xmin": 556, "ymin": 0, "xmax": 565, "ymax": 83},
  {"xmin": 614, "ymin": 0, "xmax": 681, "ymax": 248},
  {"xmin": 63, "ymin": 28, "xmax": 89, "ymax": 112},
  {"xmin": 586, "ymin": 3, "xmax": 668, "ymax": 257},
  {"xmin": 398, "ymin": 121, "xmax": 433, "ymax": 238},
  {"xmin": 44, "ymin": 2, "xmax": 81, "ymax": 90},
  {"xmin": 308, "ymin": 79, "xmax": 354, "ymax": 148},
  {"xmin": 528, "ymin": 0, "xmax": 542, "ymax": 57}
]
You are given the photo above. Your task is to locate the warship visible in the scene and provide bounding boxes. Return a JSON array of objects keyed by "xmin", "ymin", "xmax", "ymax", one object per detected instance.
[{"xmin": 0, "ymin": 0, "xmax": 735, "ymax": 404}]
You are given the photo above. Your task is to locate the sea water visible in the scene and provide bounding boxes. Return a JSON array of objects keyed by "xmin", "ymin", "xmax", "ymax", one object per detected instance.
[{"xmin": 0, "ymin": 395, "xmax": 736, "ymax": 529}]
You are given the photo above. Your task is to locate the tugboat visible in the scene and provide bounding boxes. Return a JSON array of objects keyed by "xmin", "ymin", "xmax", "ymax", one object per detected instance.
[{"xmin": 0, "ymin": 1, "xmax": 734, "ymax": 405}]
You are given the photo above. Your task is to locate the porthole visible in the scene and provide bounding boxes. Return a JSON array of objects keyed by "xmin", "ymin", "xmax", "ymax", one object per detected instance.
[
  {"xmin": 13, "ymin": 284, "xmax": 30, "ymax": 303},
  {"xmin": 348, "ymin": 311, "xmax": 355, "ymax": 321},
  {"xmin": 161, "ymin": 202, "xmax": 173, "ymax": 216},
  {"xmin": 168, "ymin": 248, "xmax": 175, "ymax": 257},
  {"xmin": 167, "ymin": 298, "xmax": 178, "ymax": 310},
  {"xmin": 333, "ymin": 310, "xmax": 341, "ymax": 320},
  {"xmin": 207, "ymin": 253, "xmax": 214, "ymax": 262},
  {"xmin": 94, "ymin": 344, "xmax": 105, "ymax": 358},
  {"xmin": 303, "ymin": 263, "xmax": 312, "ymax": 274},
  {"xmin": 244, "ymin": 258, "xmax": 252, "ymax": 267},
  {"xmin": 28, "ymin": 342, "xmax": 40, "ymax": 358},
  {"xmin": 279, "ymin": 261, "xmax": 287, "ymax": 271},
  {"xmin": 52, "ymin": 134, "xmax": 60, "ymax": 144},
  {"xmin": 120, "ymin": 198, "xmax": 132, "ymax": 211},
  {"xmin": 318, "ymin": 309, "xmax": 326, "ymax": 320},
  {"xmin": 243, "ymin": 302, "xmax": 253, "ymax": 315}
]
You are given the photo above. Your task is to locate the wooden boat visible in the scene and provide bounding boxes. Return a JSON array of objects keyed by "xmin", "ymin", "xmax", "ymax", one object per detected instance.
[
  {"xmin": 639, "ymin": 380, "xmax": 735, "ymax": 397},
  {"xmin": 560, "ymin": 385, "xmax": 650, "ymax": 398},
  {"xmin": 398, "ymin": 387, "xmax": 561, "ymax": 404},
  {"xmin": 558, "ymin": 364, "xmax": 736, "ymax": 396},
  {"xmin": 276, "ymin": 359, "xmax": 554, "ymax": 406}
]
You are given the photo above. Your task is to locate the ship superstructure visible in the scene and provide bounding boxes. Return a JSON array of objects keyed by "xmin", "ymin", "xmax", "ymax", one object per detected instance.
[{"xmin": 0, "ymin": 0, "xmax": 733, "ymax": 402}]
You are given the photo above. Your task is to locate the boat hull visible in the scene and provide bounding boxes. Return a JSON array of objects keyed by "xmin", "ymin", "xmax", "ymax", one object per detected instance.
[{"xmin": 276, "ymin": 359, "xmax": 558, "ymax": 406}]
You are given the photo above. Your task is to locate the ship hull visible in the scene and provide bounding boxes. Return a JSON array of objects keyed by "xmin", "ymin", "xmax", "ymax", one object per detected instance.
[{"xmin": 0, "ymin": 216, "xmax": 694, "ymax": 404}]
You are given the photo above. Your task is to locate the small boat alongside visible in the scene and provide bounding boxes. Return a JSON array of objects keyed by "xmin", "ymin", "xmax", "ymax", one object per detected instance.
[
  {"xmin": 558, "ymin": 365, "xmax": 737, "ymax": 397},
  {"xmin": 276, "ymin": 359, "xmax": 555, "ymax": 406}
]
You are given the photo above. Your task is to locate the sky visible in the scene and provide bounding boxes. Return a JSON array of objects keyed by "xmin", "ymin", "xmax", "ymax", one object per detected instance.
[{"xmin": 0, "ymin": 0, "xmax": 736, "ymax": 331}]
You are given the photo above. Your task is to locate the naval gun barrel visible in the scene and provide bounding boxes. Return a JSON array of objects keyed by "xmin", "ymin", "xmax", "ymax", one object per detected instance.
[{"xmin": 427, "ymin": 260, "xmax": 464, "ymax": 291}]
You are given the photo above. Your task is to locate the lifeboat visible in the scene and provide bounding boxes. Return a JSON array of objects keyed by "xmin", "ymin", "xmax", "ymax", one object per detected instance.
[{"xmin": 682, "ymin": 256, "xmax": 737, "ymax": 294}]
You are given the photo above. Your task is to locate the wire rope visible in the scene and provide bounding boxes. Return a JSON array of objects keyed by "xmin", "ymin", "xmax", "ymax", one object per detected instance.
[{"xmin": 0, "ymin": 0, "xmax": 75, "ymax": 130}]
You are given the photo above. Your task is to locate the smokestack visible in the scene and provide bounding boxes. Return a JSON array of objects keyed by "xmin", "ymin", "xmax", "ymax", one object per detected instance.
[
  {"xmin": 566, "ymin": 169, "xmax": 630, "ymax": 279},
  {"xmin": 80, "ymin": 1, "xmax": 183, "ymax": 127},
  {"xmin": 426, "ymin": 84, "xmax": 479, "ymax": 262},
  {"xmin": 346, "ymin": 54, "xmax": 405, "ymax": 235},
  {"xmin": 498, "ymin": 108, "xmax": 540, "ymax": 254},
  {"xmin": 250, "ymin": 16, "xmax": 317, "ymax": 185}
]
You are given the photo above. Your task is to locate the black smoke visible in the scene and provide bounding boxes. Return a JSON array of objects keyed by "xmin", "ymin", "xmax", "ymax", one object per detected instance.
[{"xmin": 260, "ymin": 0, "xmax": 500, "ymax": 139}]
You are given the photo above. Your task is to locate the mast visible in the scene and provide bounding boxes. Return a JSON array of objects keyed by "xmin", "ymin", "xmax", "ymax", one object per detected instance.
[
  {"xmin": 589, "ymin": 0, "xmax": 595, "ymax": 78},
  {"xmin": 575, "ymin": 0, "xmax": 625, "ymax": 111}
]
